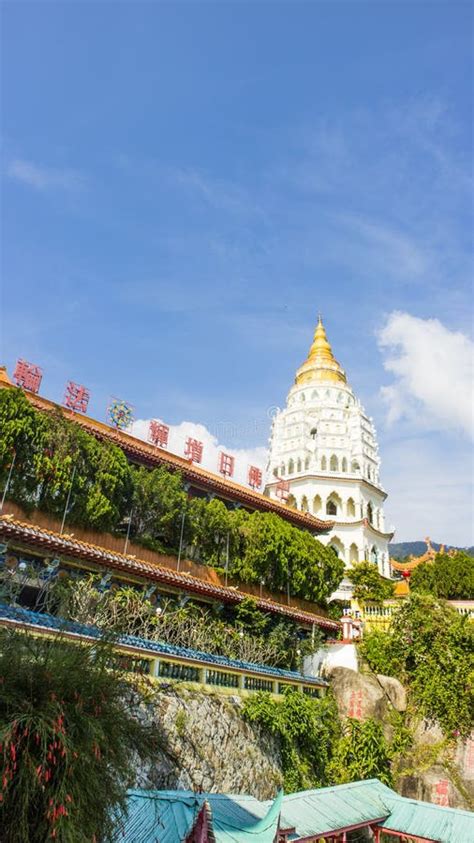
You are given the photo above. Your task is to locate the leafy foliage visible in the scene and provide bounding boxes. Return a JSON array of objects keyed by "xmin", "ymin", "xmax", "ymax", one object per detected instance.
[
  {"xmin": 242, "ymin": 689, "xmax": 341, "ymax": 792},
  {"xmin": 54, "ymin": 579, "xmax": 321, "ymax": 670},
  {"xmin": 327, "ymin": 718, "xmax": 393, "ymax": 785},
  {"xmin": 0, "ymin": 388, "xmax": 343, "ymax": 604},
  {"xmin": 0, "ymin": 629, "xmax": 160, "ymax": 842},
  {"xmin": 360, "ymin": 595, "xmax": 474, "ymax": 736},
  {"xmin": 410, "ymin": 551, "xmax": 474, "ymax": 600},
  {"xmin": 347, "ymin": 562, "xmax": 395, "ymax": 602},
  {"xmin": 232, "ymin": 511, "xmax": 344, "ymax": 603}
]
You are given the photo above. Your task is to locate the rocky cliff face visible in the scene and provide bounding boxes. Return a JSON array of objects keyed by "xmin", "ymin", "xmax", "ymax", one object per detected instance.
[
  {"xmin": 134, "ymin": 682, "xmax": 283, "ymax": 800},
  {"xmin": 327, "ymin": 666, "xmax": 474, "ymax": 811}
]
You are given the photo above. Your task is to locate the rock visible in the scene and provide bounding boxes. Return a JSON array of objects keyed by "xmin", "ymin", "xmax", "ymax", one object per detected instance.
[
  {"xmin": 328, "ymin": 667, "xmax": 405, "ymax": 739},
  {"xmin": 133, "ymin": 683, "xmax": 283, "ymax": 800}
]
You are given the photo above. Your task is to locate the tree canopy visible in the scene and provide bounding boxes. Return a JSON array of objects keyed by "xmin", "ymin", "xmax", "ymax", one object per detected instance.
[
  {"xmin": 360, "ymin": 594, "xmax": 474, "ymax": 736},
  {"xmin": 410, "ymin": 551, "xmax": 474, "ymax": 600},
  {"xmin": 347, "ymin": 561, "xmax": 395, "ymax": 602},
  {"xmin": 0, "ymin": 388, "xmax": 343, "ymax": 605}
]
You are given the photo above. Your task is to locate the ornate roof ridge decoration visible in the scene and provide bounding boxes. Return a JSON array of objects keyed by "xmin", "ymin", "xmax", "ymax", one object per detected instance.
[
  {"xmin": 0, "ymin": 515, "xmax": 340, "ymax": 631},
  {"xmin": 0, "ymin": 369, "xmax": 333, "ymax": 535}
]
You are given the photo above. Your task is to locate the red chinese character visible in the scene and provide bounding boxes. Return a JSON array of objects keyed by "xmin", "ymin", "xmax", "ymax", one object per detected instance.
[
  {"xmin": 348, "ymin": 690, "xmax": 363, "ymax": 720},
  {"xmin": 434, "ymin": 780, "xmax": 449, "ymax": 806},
  {"xmin": 248, "ymin": 465, "xmax": 262, "ymax": 489},
  {"xmin": 13, "ymin": 359, "xmax": 43, "ymax": 393},
  {"xmin": 219, "ymin": 452, "xmax": 235, "ymax": 478},
  {"xmin": 63, "ymin": 381, "xmax": 90, "ymax": 413},
  {"xmin": 184, "ymin": 437, "xmax": 203, "ymax": 463},
  {"xmin": 276, "ymin": 479, "xmax": 290, "ymax": 501},
  {"xmin": 148, "ymin": 420, "xmax": 169, "ymax": 448}
]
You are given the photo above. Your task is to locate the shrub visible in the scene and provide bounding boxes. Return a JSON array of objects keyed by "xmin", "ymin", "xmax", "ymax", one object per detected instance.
[
  {"xmin": 360, "ymin": 595, "xmax": 474, "ymax": 736},
  {"xmin": 0, "ymin": 629, "xmax": 161, "ymax": 842}
]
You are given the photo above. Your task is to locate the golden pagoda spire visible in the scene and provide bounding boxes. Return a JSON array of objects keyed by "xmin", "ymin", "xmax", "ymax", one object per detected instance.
[{"xmin": 295, "ymin": 315, "xmax": 347, "ymax": 386}]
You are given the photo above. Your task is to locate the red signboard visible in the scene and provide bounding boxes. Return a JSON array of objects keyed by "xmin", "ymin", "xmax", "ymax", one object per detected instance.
[
  {"xmin": 184, "ymin": 437, "xmax": 203, "ymax": 463},
  {"xmin": 219, "ymin": 452, "xmax": 235, "ymax": 478},
  {"xmin": 63, "ymin": 381, "xmax": 90, "ymax": 413},
  {"xmin": 248, "ymin": 465, "xmax": 262, "ymax": 489},
  {"xmin": 148, "ymin": 420, "xmax": 170, "ymax": 448},
  {"xmin": 275, "ymin": 479, "xmax": 290, "ymax": 501},
  {"xmin": 13, "ymin": 359, "xmax": 43, "ymax": 394}
]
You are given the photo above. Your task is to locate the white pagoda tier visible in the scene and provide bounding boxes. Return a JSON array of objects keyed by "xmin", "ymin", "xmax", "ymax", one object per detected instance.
[{"xmin": 265, "ymin": 316, "xmax": 394, "ymax": 599}]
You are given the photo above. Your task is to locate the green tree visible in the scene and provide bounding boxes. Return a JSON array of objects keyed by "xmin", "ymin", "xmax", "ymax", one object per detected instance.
[
  {"xmin": 233, "ymin": 511, "xmax": 344, "ymax": 603},
  {"xmin": 348, "ymin": 561, "xmax": 395, "ymax": 602},
  {"xmin": 0, "ymin": 388, "xmax": 49, "ymax": 509},
  {"xmin": 131, "ymin": 465, "xmax": 187, "ymax": 551},
  {"xmin": 0, "ymin": 629, "xmax": 160, "ymax": 842},
  {"xmin": 243, "ymin": 689, "xmax": 340, "ymax": 792},
  {"xmin": 328, "ymin": 719, "xmax": 393, "ymax": 786},
  {"xmin": 410, "ymin": 551, "xmax": 474, "ymax": 600},
  {"xmin": 361, "ymin": 595, "xmax": 474, "ymax": 736}
]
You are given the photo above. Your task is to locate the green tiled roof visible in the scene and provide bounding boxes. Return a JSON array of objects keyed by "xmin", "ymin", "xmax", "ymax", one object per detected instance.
[
  {"xmin": 379, "ymin": 791, "xmax": 474, "ymax": 842},
  {"xmin": 117, "ymin": 780, "xmax": 474, "ymax": 842},
  {"xmin": 114, "ymin": 790, "xmax": 282, "ymax": 843}
]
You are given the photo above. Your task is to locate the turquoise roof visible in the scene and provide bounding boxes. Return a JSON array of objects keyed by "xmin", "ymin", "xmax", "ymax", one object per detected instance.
[
  {"xmin": 272, "ymin": 778, "xmax": 393, "ymax": 837},
  {"xmin": 379, "ymin": 792, "xmax": 474, "ymax": 843},
  {"xmin": 114, "ymin": 790, "xmax": 282, "ymax": 843},
  {"xmin": 117, "ymin": 781, "xmax": 474, "ymax": 842}
]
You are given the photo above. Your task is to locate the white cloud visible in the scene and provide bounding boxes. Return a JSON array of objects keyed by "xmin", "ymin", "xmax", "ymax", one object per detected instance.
[
  {"xmin": 378, "ymin": 312, "xmax": 474, "ymax": 438},
  {"xmin": 6, "ymin": 159, "xmax": 85, "ymax": 191},
  {"xmin": 130, "ymin": 418, "xmax": 268, "ymax": 489}
]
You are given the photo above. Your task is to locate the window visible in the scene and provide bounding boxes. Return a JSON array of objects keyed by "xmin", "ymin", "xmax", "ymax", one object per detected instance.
[
  {"xmin": 367, "ymin": 502, "xmax": 373, "ymax": 524},
  {"xmin": 330, "ymin": 454, "xmax": 338, "ymax": 472},
  {"xmin": 288, "ymin": 459, "xmax": 294, "ymax": 474},
  {"xmin": 326, "ymin": 500, "xmax": 337, "ymax": 515},
  {"xmin": 342, "ymin": 457, "xmax": 347, "ymax": 472},
  {"xmin": 321, "ymin": 456, "xmax": 327, "ymax": 471}
]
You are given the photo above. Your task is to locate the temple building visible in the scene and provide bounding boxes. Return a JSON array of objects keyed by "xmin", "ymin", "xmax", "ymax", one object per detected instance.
[{"xmin": 265, "ymin": 317, "xmax": 394, "ymax": 591}]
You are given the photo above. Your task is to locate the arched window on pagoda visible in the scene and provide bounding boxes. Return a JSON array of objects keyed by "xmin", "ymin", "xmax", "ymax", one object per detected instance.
[
  {"xmin": 304, "ymin": 456, "xmax": 310, "ymax": 470},
  {"xmin": 342, "ymin": 457, "xmax": 348, "ymax": 472},
  {"xmin": 346, "ymin": 497, "xmax": 356, "ymax": 518},
  {"xmin": 280, "ymin": 463, "xmax": 286, "ymax": 476},
  {"xmin": 351, "ymin": 460, "xmax": 360, "ymax": 473},
  {"xmin": 297, "ymin": 458, "xmax": 302, "ymax": 473},
  {"xmin": 330, "ymin": 454, "xmax": 339, "ymax": 472},
  {"xmin": 321, "ymin": 456, "xmax": 327, "ymax": 471},
  {"xmin": 313, "ymin": 494, "xmax": 322, "ymax": 515},
  {"xmin": 367, "ymin": 502, "xmax": 374, "ymax": 524},
  {"xmin": 288, "ymin": 459, "xmax": 295, "ymax": 474},
  {"xmin": 301, "ymin": 495, "xmax": 309, "ymax": 512},
  {"xmin": 326, "ymin": 492, "xmax": 342, "ymax": 516}
]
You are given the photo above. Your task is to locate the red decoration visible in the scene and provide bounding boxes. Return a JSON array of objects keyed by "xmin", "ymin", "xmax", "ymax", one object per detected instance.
[
  {"xmin": 434, "ymin": 779, "xmax": 449, "ymax": 807},
  {"xmin": 184, "ymin": 437, "xmax": 203, "ymax": 463},
  {"xmin": 13, "ymin": 359, "xmax": 43, "ymax": 393},
  {"xmin": 218, "ymin": 452, "xmax": 235, "ymax": 478},
  {"xmin": 275, "ymin": 479, "xmax": 290, "ymax": 501},
  {"xmin": 248, "ymin": 465, "xmax": 262, "ymax": 489},
  {"xmin": 63, "ymin": 381, "xmax": 90, "ymax": 413},
  {"xmin": 348, "ymin": 689, "xmax": 363, "ymax": 720},
  {"xmin": 148, "ymin": 420, "xmax": 169, "ymax": 448},
  {"xmin": 401, "ymin": 569, "xmax": 411, "ymax": 579}
]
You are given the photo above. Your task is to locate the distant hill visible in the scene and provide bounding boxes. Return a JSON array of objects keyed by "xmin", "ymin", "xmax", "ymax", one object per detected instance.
[{"xmin": 389, "ymin": 541, "xmax": 474, "ymax": 560}]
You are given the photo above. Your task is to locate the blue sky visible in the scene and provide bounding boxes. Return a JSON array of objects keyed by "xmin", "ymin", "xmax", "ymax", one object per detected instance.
[{"xmin": 1, "ymin": 2, "xmax": 473, "ymax": 544}]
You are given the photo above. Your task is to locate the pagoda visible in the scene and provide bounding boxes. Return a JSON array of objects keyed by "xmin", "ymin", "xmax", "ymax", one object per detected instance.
[{"xmin": 265, "ymin": 316, "xmax": 394, "ymax": 597}]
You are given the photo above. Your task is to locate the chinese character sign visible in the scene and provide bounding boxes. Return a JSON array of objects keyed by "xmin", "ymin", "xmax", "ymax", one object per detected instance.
[
  {"xmin": 433, "ymin": 779, "xmax": 449, "ymax": 807},
  {"xmin": 184, "ymin": 437, "xmax": 203, "ymax": 463},
  {"xmin": 63, "ymin": 381, "xmax": 90, "ymax": 413},
  {"xmin": 276, "ymin": 479, "xmax": 290, "ymax": 501},
  {"xmin": 13, "ymin": 359, "xmax": 43, "ymax": 394},
  {"xmin": 108, "ymin": 398, "xmax": 134, "ymax": 430},
  {"xmin": 219, "ymin": 452, "xmax": 235, "ymax": 478},
  {"xmin": 248, "ymin": 465, "xmax": 262, "ymax": 489},
  {"xmin": 348, "ymin": 690, "xmax": 363, "ymax": 720},
  {"xmin": 148, "ymin": 420, "xmax": 169, "ymax": 448}
]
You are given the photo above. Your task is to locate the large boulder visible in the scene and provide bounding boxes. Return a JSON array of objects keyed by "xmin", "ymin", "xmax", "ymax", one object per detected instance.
[{"xmin": 328, "ymin": 666, "xmax": 406, "ymax": 740}]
